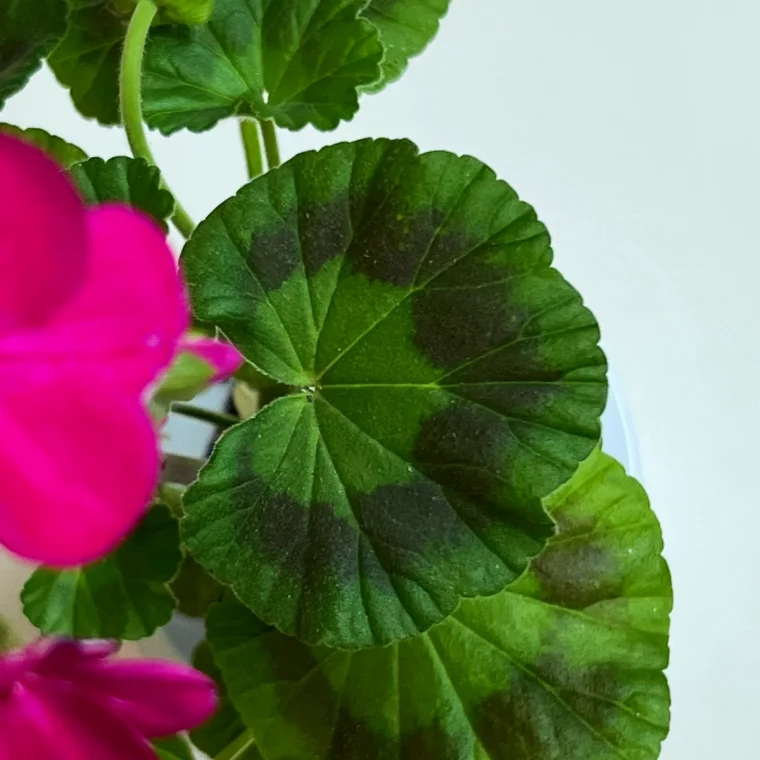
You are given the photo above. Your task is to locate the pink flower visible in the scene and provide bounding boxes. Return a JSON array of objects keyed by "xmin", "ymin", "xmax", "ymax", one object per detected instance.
[
  {"xmin": 0, "ymin": 639, "xmax": 217, "ymax": 759},
  {"xmin": 0, "ymin": 135, "xmax": 188, "ymax": 566}
]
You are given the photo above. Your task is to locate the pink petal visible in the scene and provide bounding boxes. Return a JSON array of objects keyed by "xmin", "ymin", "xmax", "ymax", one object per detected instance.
[
  {"xmin": 0, "ymin": 136, "xmax": 88, "ymax": 334},
  {"xmin": 180, "ymin": 336, "xmax": 243, "ymax": 383},
  {"xmin": 0, "ymin": 680, "xmax": 156, "ymax": 760},
  {"xmin": 0, "ymin": 205, "xmax": 189, "ymax": 396},
  {"xmin": 0, "ymin": 378, "xmax": 159, "ymax": 566},
  {"xmin": 35, "ymin": 640, "xmax": 120, "ymax": 677},
  {"xmin": 71, "ymin": 659, "xmax": 218, "ymax": 737}
]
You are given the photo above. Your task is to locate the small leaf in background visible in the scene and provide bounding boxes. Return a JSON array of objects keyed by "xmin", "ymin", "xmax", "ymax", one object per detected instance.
[
  {"xmin": 190, "ymin": 641, "xmax": 262, "ymax": 759},
  {"xmin": 181, "ymin": 138, "xmax": 607, "ymax": 648},
  {"xmin": 0, "ymin": 123, "xmax": 87, "ymax": 167},
  {"xmin": 0, "ymin": 0, "xmax": 67, "ymax": 108},
  {"xmin": 143, "ymin": 0, "xmax": 383, "ymax": 134},
  {"xmin": 70, "ymin": 156, "xmax": 175, "ymax": 230},
  {"xmin": 207, "ymin": 451, "xmax": 672, "ymax": 760},
  {"xmin": 156, "ymin": 349, "xmax": 217, "ymax": 405},
  {"xmin": 153, "ymin": 735, "xmax": 195, "ymax": 760},
  {"xmin": 361, "ymin": 0, "xmax": 451, "ymax": 92},
  {"xmin": 0, "ymin": 616, "xmax": 19, "ymax": 654},
  {"xmin": 171, "ymin": 554, "xmax": 224, "ymax": 618},
  {"xmin": 48, "ymin": 1, "xmax": 128, "ymax": 125},
  {"xmin": 21, "ymin": 504, "xmax": 182, "ymax": 640}
]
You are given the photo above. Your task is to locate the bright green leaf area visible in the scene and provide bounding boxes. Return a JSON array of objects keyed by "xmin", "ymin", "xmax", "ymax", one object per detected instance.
[
  {"xmin": 191, "ymin": 642, "xmax": 263, "ymax": 759},
  {"xmin": 182, "ymin": 138, "xmax": 608, "ymax": 649},
  {"xmin": 0, "ymin": 123, "xmax": 87, "ymax": 167},
  {"xmin": 208, "ymin": 451, "xmax": 672, "ymax": 760},
  {"xmin": 70, "ymin": 156, "xmax": 176, "ymax": 230},
  {"xmin": 142, "ymin": 0, "xmax": 383, "ymax": 134},
  {"xmin": 0, "ymin": 0, "xmax": 67, "ymax": 108},
  {"xmin": 21, "ymin": 505, "xmax": 181, "ymax": 640},
  {"xmin": 361, "ymin": 0, "xmax": 451, "ymax": 92},
  {"xmin": 153, "ymin": 735, "xmax": 195, "ymax": 760},
  {"xmin": 48, "ymin": 0, "xmax": 129, "ymax": 125}
]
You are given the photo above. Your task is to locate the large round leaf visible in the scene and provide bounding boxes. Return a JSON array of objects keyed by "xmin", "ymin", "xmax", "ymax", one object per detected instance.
[
  {"xmin": 142, "ymin": 0, "xmax": 383, "ymax": 134},
  {"xmin": 182, "ymin": 138, "xmax": 607, "ymax": 648},
  {"xmin": 208, "ymin": 451, "xmax": 672, "ymax": 760},
  {"xmin": 361, "ymin": 0, "xmax": 451, "ymax": 92},
  {"xmin": 0, "ymin": 0, "xmax": 67, "ymax": 108}
]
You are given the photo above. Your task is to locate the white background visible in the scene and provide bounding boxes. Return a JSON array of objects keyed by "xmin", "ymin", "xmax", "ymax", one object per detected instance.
[{"xmin": 3, "ymin": 0, "xmax": 759, "ymax": 756}]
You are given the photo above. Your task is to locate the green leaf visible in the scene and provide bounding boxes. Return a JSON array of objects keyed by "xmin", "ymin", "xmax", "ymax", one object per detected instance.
[
  {"xmin": 48, "ymin": 1, "xmax": 128, "ymax": 125},
  {"xmin": 0, "ymin": 123, "xmax": 87, "ymax": 167},
  {"xmin": 158, "ymin": 0, "xmax": 216, "ymax": 25},
  {"xmin": 142, "ymin": 0, "xmax": 384, "ymax": 135},
  {"xmin": 208, "ymin": 451, "xmax": 672, "ymax": 760},
  {"xmin": 154, "ymin": 337, "xmax": 220, "ymax": 406},
  {"xmin": 70, "ymin": 156, "xmax": 175, "ymax": 230},
  {"xmin": 21, "ymin": 504, "xmax": 182, "ymax": 641},
  {"xmin": 171, "ymin": 554, "xmax": 225, "ymax": 618},
  {"xmin": 48, "ymin": 0, "xmax": 216, "ymax": 125},
  {"xmin": 0, "ymin": 0, "xmax": 67, "ymax": 108},
  {"xmin": 361, "ymin": 0, "xmax": 451, "ymax": 92},
  {"xmin": 0, "ymin": 616, "xmax": 19, "ymax": 654},
  {"xmin": 190, "ymin": 641, "xmax": 262, "ymax": 759},
  {"xmin": 153, "ymin": 736, "xmax": 195, "ymax": 760},
  {"xmin": 181, "ymin": 138, "xmax": 607, "ymax": 649}
]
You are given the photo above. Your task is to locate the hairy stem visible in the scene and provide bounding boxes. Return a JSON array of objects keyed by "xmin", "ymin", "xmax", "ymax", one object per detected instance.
[
  {"xmin": 171, "ymin": 402, "xmax": 239, "ymax": 428},
  {"xmin": 240, "ymin": 119, "xmax": 265, "ymax": 179},
  {"xmin": 120, "ymin": 0, "xmax": 195, "ymax": 239},
  {"xmin": 261, "ymin": 119, "xmax": 281, "ymax": 169}
]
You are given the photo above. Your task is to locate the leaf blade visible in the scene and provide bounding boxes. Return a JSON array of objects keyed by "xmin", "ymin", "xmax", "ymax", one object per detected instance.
[
  {"xmin": 143, "ymin": 0, "xmax": 384, "ymax": 134},
  {"xmin": 361, "ymin": 0, "xmax": 451, "ymax": 92},
  {"xmin": 21, "ymin": 505, "xmax": 182, "ymax": 641},
  {"xmin": 182, "ymin": 139, "xmax": 608, "ymax": 649},
  {"xmin": 0, "ymin": 0, "xmax": 67, "ymax": 108},
  {"xmin": 48, "ymin": 1, "xmax": 127, "ymax": 125},
  {"xmin": 70, "ymin": 156, "xmax": 176, "ymax": 229},
  {"xmin": 208, "ymin": 451, "xmax": 672, "ymax": 760},
  {"xmin": 0, "ymin": 124, "xmax": 88, "ymax": 167}
]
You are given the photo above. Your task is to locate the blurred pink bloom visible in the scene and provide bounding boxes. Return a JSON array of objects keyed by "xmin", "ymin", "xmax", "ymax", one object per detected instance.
[
  {"xmin": 0, "ymin": 639, "xmax": 217, "ymax": 759},
  {"xmin": 180, "ymin": 335, "xmax": 243, "ymax": 384},
  {"xmin": 0, "ymin": 135, "xmax": 189, "ymax": 566}
]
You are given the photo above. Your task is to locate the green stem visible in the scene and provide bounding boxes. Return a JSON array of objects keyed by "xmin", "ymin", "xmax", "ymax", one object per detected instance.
[
  {"xmin": 171, "ymin": 403, "xmax": 239, "ymax": 428},
  {"xmin": 240, "ymin": 119, "xmax": 264, "ymax": 179},
  {"xmin": 214, "ymin": 730, "xmax": 257, "ymax": 760},
  {"xmin": 120, "ymin": 0, "xmax": 196, "ymax": 239},
  {"xmin": 261, "ymin": 119, "xmax": 281, "ymax": 169}
]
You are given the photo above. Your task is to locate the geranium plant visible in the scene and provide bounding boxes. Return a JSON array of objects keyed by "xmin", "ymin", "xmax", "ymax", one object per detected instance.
[{"xmin": 0, "ymin": 1, "xmax": 672, "ymax": 759}]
